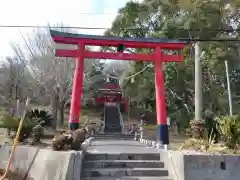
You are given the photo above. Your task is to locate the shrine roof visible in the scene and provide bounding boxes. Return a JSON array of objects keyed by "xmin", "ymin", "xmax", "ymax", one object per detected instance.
[{"xmin": 50, "ymin": 30, "xmax": 185, "ymax": 44}]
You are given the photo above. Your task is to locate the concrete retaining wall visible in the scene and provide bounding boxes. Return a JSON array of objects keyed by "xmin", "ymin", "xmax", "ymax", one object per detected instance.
[
  {"xmin": 0, "ymin": 145, "xmax": 84, "ymax": 180},
  {"xmin": 160, "ymin": 150, "xmax": 240, "ymax": 180}
]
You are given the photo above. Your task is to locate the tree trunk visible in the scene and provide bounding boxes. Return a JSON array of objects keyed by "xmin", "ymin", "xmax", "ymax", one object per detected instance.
[
  {"xmin": 51, "ymin": 92, "xmax": 59, "ymax": 130},
  {"xmin": 176, "ymin": 122, "xmax": 181, "ymax": 134},
  {"xmin": 58, "ymin": 100, "xmax": 65, "ymax": 127},
  {"xmin": 53, "ymin": 86, "xmax": 61, "ymax": 129},
  {"xmin": 51, "ymin": 99, "xmax": 57, "ymax": 130}
]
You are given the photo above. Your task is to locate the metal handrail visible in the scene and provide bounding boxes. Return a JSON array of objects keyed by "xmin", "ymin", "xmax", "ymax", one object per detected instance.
[
  {"xmin": 118, "ymin": 104, "xmax": 124, "ymax": 133},
  {"xmin": 103, "ymin": 104, "xmax": 106, "ymax": 132}
]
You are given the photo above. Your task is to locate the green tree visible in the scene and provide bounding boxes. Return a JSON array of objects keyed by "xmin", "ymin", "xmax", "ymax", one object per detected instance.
[{"xmin": 106, "ymin": 0, "xmax": 240, "ymax": 129}]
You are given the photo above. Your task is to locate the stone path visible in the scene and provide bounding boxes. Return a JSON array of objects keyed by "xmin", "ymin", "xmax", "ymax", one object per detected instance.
[{"xmin": 86, "ymin": 139, "xmax": 159, "ymax": 154}]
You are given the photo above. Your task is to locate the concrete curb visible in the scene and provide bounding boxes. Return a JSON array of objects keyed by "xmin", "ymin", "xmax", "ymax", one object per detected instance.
[
  {"xmin": 139, "ymin": 138, "xmax": 163, "ymax": 150},
  {"xmin": 0, "ymin": 145, "xmax": 85, "ymax": 180},
  {"xmin": 82, "ymin": 137, "xmax": 95, "ymax": 150}
]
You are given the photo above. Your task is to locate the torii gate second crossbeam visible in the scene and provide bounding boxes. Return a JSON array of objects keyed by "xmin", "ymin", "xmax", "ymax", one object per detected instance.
[{"xmin": 50, "ymin": 30, "xmax": 185, "ymax": 145}]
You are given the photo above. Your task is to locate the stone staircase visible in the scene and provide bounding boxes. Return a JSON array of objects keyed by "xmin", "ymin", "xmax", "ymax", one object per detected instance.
[
  {"xmin": 81, "ymin": 153, "xmax": 172, "ymax": 180},
  {"xmin": 91, "ymin": 133, "xmax": 134, "ymax": 140},
  {"xmin": 104, "ymin": 105, "xmax": 122, "ymax": 133}
]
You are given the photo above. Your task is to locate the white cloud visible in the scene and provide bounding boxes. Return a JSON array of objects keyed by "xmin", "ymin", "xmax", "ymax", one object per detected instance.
[{"xmin": 0, "ymin": 0, "xmax": 129, "ymax": 58}]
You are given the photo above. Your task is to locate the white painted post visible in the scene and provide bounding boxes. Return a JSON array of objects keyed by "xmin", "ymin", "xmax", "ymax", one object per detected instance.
[
  {"xmin": 167, "ymin": 117, "xmax": 170, "ymax": 126},
  {"xmin": 194, "ymin": 42, "xmax": 203, "ymax": 121},
  {"xmin": 224, "ymin": 60, "xmax": 233, "ymax": 116}
]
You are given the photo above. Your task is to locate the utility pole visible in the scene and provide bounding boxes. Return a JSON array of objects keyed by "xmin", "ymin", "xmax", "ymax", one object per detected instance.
[
  {"xmin": 224, "ymin": 60, "xmax": 233, "ymax": 116},
  {"xmin": 194, "ymin": 42, "xmax": 202, "ymax": 120}
]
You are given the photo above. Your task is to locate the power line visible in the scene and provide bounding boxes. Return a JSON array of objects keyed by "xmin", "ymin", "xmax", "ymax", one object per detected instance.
[
  {"xmin": 0, "ymin": 25, "xmax": 109, "ymax": 30},
  {"xmin": 69, "ymin": 12, "xmax": 118, "ymax": 15},
  {"xmin": 0, "ymin": 25, "xmax": 239, "ymax": 42},
  {"xmin": 179, "ymin": 38, "xmax": 240, "ymax": 42},
  {"xmin": 0, "ymin": 25, "xmax": 236, "ymax": 32},
  {"xmin": 1, "ymin": 11, "xmax": 222, "ymax": 16}
]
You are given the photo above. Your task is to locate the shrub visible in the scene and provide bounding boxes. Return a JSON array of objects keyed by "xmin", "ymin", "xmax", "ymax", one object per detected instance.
[
  {"xmin": 0, "ymin": 115, "xmax": 36, "ymax": 142},
  {"xmin": 26, "ymin": 109, "xmax": 53, "ymax": 127},
  {"xmin": 179, "ymin": 138, "xmax": 237, "ymax": 154},
  {"xmin": 185, "ymin": 128, "xmax": 192, "ymax": 138},
  {"xmin": 179, "ymin": 138, "xmax": 213, "ymax": 152},
  {"xmin": 215, "ymin": 115, "xmax": 240, "ymax": 149},
  {"xmin": 189, "ymin": 119, "xmax": 205, "ymax": 139},
  {"xmin": 205, "ymin": 114, "xmax": 220, "ymax": 143}
]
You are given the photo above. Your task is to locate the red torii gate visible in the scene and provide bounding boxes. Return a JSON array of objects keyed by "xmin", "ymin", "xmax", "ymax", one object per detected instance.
[{"xmin": 50, "ymin": 30, "xmax": 185, "ymax": 145}]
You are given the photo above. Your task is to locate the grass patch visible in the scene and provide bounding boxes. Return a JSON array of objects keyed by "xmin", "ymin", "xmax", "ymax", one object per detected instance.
[
  {"xmin": 30, "ymin": 105, "xmax": 51, "ymax": 111},
  {"xmin": 143, "ymin": 124, "xmax": 156, "ymax": 130},
  {"xmin": 62, "ymin": 122, "xmax": 85, "ymax": 128},
  {"xmin": 63, "ymin": 115, "xmax": 89, "ymax": 128},
  {"xmin": 179, "ymin": 138, "xmax": 240, "ymax": 154}
]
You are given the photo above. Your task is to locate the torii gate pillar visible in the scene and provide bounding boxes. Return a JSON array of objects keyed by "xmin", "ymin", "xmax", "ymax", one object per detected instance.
[
  {"xmin": 69, "ymin": 43, "xmax": 84, "ymax": 130},
  {"xmin": 154, "ymin": 47, "xmax": 168, "ymax": 144}
]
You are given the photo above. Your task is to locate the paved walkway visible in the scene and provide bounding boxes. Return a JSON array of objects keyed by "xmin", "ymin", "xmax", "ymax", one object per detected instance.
[{"xmin": 86, "ymin": 139, "xmax": 159, "ymax": 154}]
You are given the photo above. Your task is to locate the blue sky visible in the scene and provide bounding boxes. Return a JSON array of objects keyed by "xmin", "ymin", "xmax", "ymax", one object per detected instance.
[{"xmin": 0, "ymin": 0, "xmax": 139, "ymax": 59}]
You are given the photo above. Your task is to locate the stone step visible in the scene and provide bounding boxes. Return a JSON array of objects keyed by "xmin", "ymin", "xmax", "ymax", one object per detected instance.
[
  {"xmin": 103, "ymin": 131, "xmax": 123, "ymax": 133},
  {"xmin": 104, "ymin": 127, "xmax": 122, "ymax": 130},
  {"xmin": 104, "ymin": 130, "xmax": 122, "ymax": 133},
  {"xmin": 104, "ymin": 125, "xmax": 121, "ymax": 127},
  {"xmin": 91, "ymin": 133, "xmax": 134, "ymax": 140},
  {"xmin": 82, "ymin": 176, "xmax": 171, "ymax": 180},
  {"xmin": 84, "ymin": 160, "xmax": 164, "ymax": 168},
  {"xmin": 84, "ymin": 153, "xmax": 160, "ymax": 161},
  {"xmin": 92, "ymin": 136, "xmax": 134, "ymax": 140},
  {"xmin": 82, "ymin": 168, "xmax": 169, "ymax": 177},
  {"xmin": 92, "ymin": 135, "xmax": 133, "ymax": 138},
  {"xmin": 104, "ymin": 125, "xmax": 121, "ymax": 128},
  {"xmin": 93, "ymin": 133, "xmax": 133, "ymax": 137},
  {"xmin": 93, "ymin": 137, "xmax": 134, "ymax": 141}
]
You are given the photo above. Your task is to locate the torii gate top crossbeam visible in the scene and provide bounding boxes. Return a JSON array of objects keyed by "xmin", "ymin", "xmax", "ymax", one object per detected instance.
[{"xmin": 50, "ymin": 30, "xmax": 185, "ymax": 49}]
